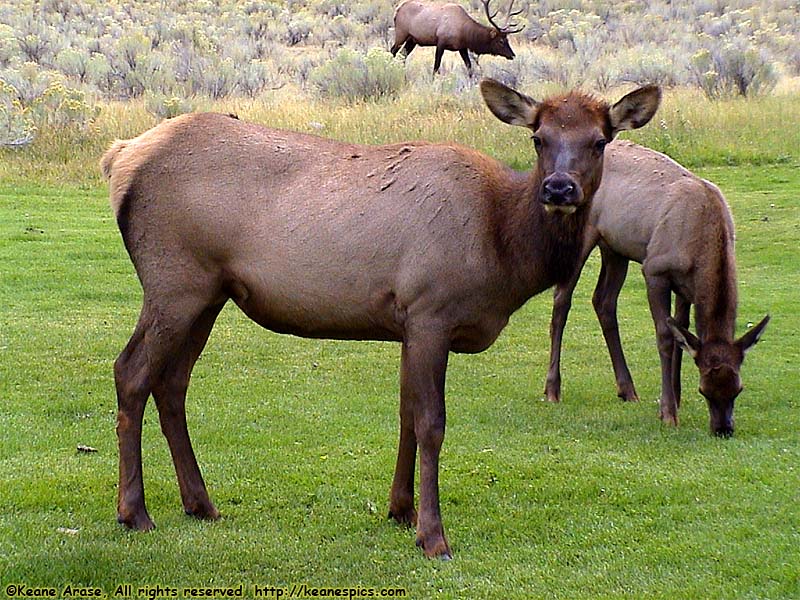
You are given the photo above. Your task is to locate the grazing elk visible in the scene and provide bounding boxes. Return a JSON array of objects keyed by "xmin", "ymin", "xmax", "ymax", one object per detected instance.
[
  {"xmin": 544, "ymin": 140, "xmax": 770, "ymax": 436},
  {"xmin": 391, "ymin": 0, "xmax": 524, "ymax": 75},
  {"xmin": 101, "ymin": 79, "xmax": 660, "ymax": 559}
]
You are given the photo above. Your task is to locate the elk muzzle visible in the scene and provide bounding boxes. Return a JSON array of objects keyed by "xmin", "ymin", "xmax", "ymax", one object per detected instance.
[
  {"xmin": 706, "ymin": 395, "xmax": 735, "ymax": 437},
  {"xmin": 701, "ymin": 364, "xmax": 741, "ymax": 437},
  {"xmin": 541, "ymin": 173, "xmax": 582, "ymax": 214}
]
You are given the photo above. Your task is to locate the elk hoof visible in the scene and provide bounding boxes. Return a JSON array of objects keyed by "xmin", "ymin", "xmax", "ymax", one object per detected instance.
[
  {"xmin": 416, "ymin": 533, "xmax": 452, "ymax": 560},
  {"xmin": 184, "ymin": 502, "xmax": 221, "ymax": 521},
  {"xmin": 659, "ymin": 411, "xmax": 679, "ymax": 427},
  {"xmin": 388, "ymin": 506, "xmax": 418, "ymax": 527},
  {"xmin": 117, "ymin": 511, "xmax": 155, "ymax": 532},
  {"xmin": 617, "ymin": 383, "xmax": 639, "ymax": 402},
  {"xmin": 543, "ymin": 389, "xmax": 561, "ymax": 403}
]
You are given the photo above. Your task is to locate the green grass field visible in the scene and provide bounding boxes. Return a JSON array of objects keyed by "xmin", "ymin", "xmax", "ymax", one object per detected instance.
[{"xmin": 1, "ymin": 91, "xmax": 799, "ymax": 599}]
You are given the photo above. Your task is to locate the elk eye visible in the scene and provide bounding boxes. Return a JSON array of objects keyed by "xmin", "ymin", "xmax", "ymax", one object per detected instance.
[
  {"xmin": 531, "ymin": 135, "xmax": 542, "ymax": 151},
  {"xmin": 594, "ymin": 138, "xmax": 607, "ymax": 152}
]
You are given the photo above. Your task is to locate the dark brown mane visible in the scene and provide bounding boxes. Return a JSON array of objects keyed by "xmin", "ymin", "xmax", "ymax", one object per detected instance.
[{"xmin": 540, "ymin": 209, "xmax": 591, "ymax": 285}]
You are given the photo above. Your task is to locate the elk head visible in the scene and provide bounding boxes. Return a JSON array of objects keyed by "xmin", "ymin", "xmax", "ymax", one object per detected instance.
[
  {"xmin": 668, "ymin": 315, "xmax": 770, "ymax": 437},
  {"xmin": 480, "ymin": 79, "xmax": 662, "ymax": 216},
  {"xmin": 481, "ymin": 0, "xmax": 525, "ymax": 59}
]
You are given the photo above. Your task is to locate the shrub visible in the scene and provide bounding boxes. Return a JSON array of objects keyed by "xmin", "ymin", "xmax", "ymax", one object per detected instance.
[
  {"xmin": 1, "ymin": 61, "xmax": 54, "ymax": 105},
  {"xmin": 197, "ymin": 56, "xmax": 238, "ymax": 99},
  {"xmin": 285, "ymin": 14, "xmax": 313, "ymax": 46},
  {"xmin": 0, "ymin": 24, "xmax": 17, "ymax": 68},
  {"xmin": 54, "ymin": 47, "xmax": 92, "ymax": 83},
  {"xmin": 0, "ymin": 0, "xmax": 794, "ymax": 102},
  {"xmin": 690, "ymin": 37, "xmax": 778, "ymax": 98},
  {"xmin": 110, "ymin": 31, "xmax": 156, "ymax": 97},
  {"xmin": 614, "ymin": 47, "xmax": 682, "ymax": 88},
  {"xmin": 787, "ymin": 46, "xmax": 800, "ymax": 76},
  {"xmin": 28, "ymin": 79, "xmax": 100, "ymax": 132},
  {"xmin": 85, "ymin": 52, "xmax": 114, "ymax": 96},
  {"xmin": 0, "ymin": 66, "xmax": 98, "ymax": 145},
  {"xmin": 0, "ymin": 78, "xmax": 36, "ymax": 147},
  {"xmin": 144, "ymin": 92, "xmax": 195, "ymax": 119},
  {"xmin": 237, "ymin": 59, "xmax": 281, "ymax": 97},
  {"xmin": 14, "ymin": 16, "xmax": 62, "ymax": 65},
  {"xmin": 309, "ymin": 47, "xmax": 406, "ymax": 101}
]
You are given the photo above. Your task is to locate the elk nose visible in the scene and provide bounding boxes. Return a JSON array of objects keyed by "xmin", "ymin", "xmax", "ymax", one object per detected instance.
[
  {"xmin": 713, "ymin": 425, "xmax": 734, "ymax": 438},
  {"xmin": 712, "ymin": 416, "xmax": 734, "ymax": 438},
  {"xmin": 542, "ymin": 175, "xmax": 578, "ymax": 205}
]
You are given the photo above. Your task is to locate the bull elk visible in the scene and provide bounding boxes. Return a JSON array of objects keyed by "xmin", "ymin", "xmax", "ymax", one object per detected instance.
[
  {"xmin": 101, "ymin": 80, "xmax": 660, "ymax": 558},
  {"xmin": 391, "ymin": 0, "xmax": 524, "ymax": 75},
  {"xmin": 544, "ymin": 140, "xmax": 770, "ymax": 436}
]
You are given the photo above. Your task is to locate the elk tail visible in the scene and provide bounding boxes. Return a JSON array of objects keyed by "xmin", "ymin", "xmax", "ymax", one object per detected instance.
[
  {"xmin": 100, "ymin": 140, "xmax": 128, "ymax": 180},
  {"xmin": 100, "ymin": 140, "xmax": 135, "ymax": 220}
]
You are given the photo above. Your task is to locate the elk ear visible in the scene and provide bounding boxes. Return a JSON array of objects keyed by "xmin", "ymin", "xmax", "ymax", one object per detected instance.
[
  {"xmin": 480, "ymin": 78, "xmax": 540, "ymax": 128},
  {"xmin": 490, "ymin": 28, "xmax": 498, "ymax": 38},
  {"xmin": 609, "ymin": 85, "xmax": 661, "ymax": 137},
  {"xmin": 667, "ymin": 317, "xmax": 700, "ymax": 359},
  {"xmin": 736, "ymin": 315, "xmax": 770, "ymax": 355}
]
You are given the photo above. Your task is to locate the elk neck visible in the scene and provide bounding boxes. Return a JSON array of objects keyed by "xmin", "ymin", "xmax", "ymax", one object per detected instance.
[
  {"xmin": 692, "ymin": 231, "xmax": 739, "ymax": 344},
  {"xmin": 490, "ymin": 167, "xmax": 591, "ymax": 307},
  {"xmin": 465, "ymin": 21, "xmax": 496, "ymax": 54}
]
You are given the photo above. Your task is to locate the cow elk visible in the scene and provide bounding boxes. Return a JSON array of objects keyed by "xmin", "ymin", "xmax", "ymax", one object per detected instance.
[
  {"xmin": 101, "ymin": 80, "xmax": 660, "ymax": 558},
  {"xmin": 391, "ymin": 0, "xmax": 524, "ymax": 75},
  {"xmin": 544, "ymin": 140, "xmax": 770, "ymax": 436}
]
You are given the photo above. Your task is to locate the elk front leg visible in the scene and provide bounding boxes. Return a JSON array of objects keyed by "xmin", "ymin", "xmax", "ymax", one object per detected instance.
[
  {"xmin": 397, "ymin": 325, "xmax": 451, "ymax": 559},
  {"xmin": 388, "ymin": 342, "xmax": 418, "ymax": 526},
  {"xmin": 593, "ymin": 247, "xmax": 638, "ymax": 401},
  {"xmin": 545, "ymin": 226, "xmax": 598, "ymax": 403},
  {"xmin": 433, "ymin": 45, "xmax": 445, "ymax": 74},
  {"xmin": 458, "ymin": 49, "xmax": 473, "ymax": 76},
  {"xmin": 645, "ymin": 274, "xmax": 678, "ymax": 426},
  {"xmin": 544, "ymin": 282, "xmax": 575, "ymax": 403},
  {"xmin": 671, "ymin": 294, "xmax": 690, "ymax": 409}
]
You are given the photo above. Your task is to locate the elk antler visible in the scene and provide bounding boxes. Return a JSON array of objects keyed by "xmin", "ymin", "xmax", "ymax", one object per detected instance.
[
  {"xmin": 481, "ymin": 0, "xmax": 502, "ymax": 30},
  {"xmin": 503, "ymin": 0, "xmax": 526, "ymax": 34},
  {"xmin": 481, "ymin": 0, "xmax": 525, "ymax": 34}
]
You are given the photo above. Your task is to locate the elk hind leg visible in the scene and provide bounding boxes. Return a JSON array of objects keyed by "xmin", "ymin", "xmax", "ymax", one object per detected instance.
[
  {"xmin": 115, "ymin": 294, "xmax": 223, "ymax": 529},
  {"xmin": 152, "ymin": 301, "xmax": 226, "ymax": 520},
  {"xmin": 115, "ymin": 315, "xmax": 156, "ymax": 530}
]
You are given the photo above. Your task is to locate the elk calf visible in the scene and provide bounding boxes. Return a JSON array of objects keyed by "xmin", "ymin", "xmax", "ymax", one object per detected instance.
[
  {"xmin": 544, "ymin": 141, "xmax": 769, "ymax": 436},
  {"xmin": 391, "ymin": 0, "xmax": 523, "ymax": 75},
  {"xmin": 102, "ymin": 81, "xmax": 659, "ymax": 558}
]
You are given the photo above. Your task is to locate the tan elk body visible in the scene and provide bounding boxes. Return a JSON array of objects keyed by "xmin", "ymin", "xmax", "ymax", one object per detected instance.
[
  {"xmin": 545, "ymin": 140, "xmax": 769, "ymax": 435},
  {"xmin": 102, "ymin": 80, "xmax": 660, "ymax": 558},
  {"xmin": 391, "ymin": 0, "xmax": 523, "ymax": 74}
]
